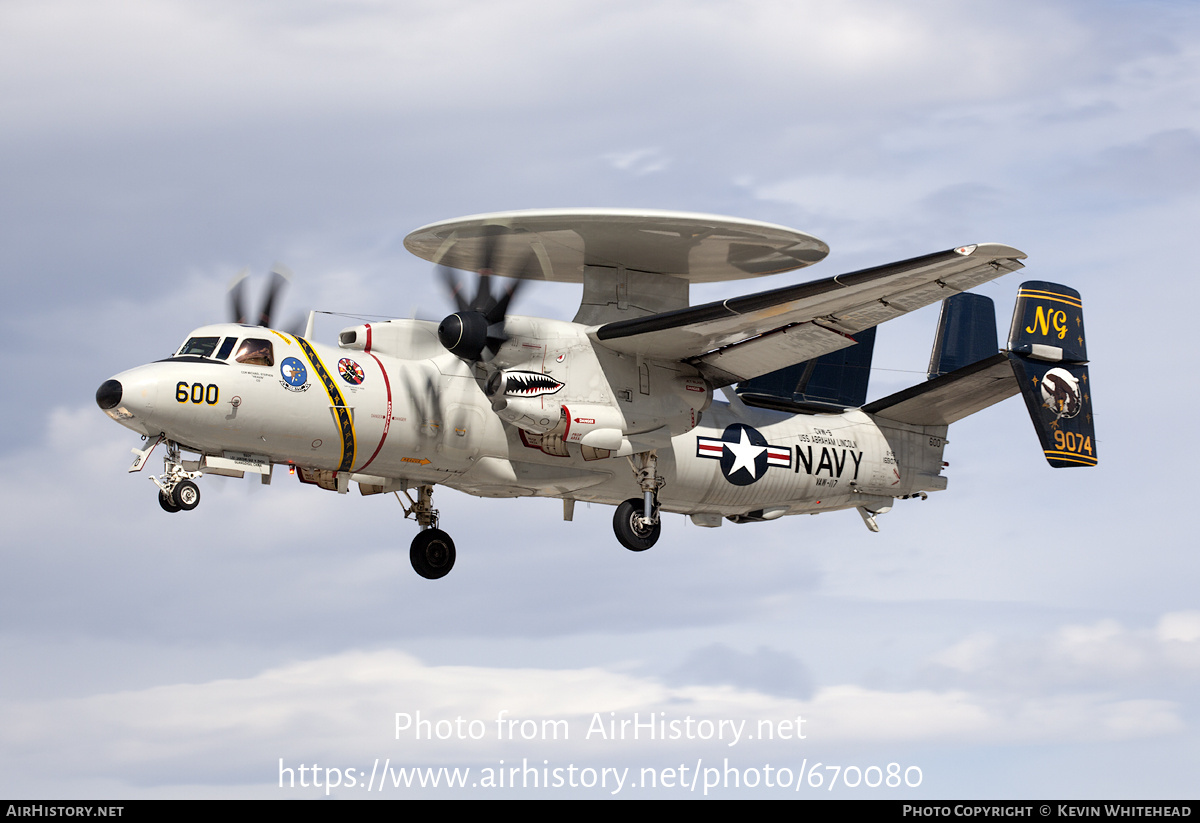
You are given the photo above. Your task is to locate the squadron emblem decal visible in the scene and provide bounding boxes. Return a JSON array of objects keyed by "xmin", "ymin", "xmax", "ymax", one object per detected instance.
[
  {"xmin": 279, "ymin": 357, "xmax": 310, "ymax": 392},
  {"xmin": 1040, "ymin": 367, "xmax": 1082, "ymax": 420},
  {"xmin": 696, "ymin": 424, "xmax": 791, "ymax": 486},
  {"xmin": 338, "ymin": 357, "xmax": 365, "ymax": 385}
]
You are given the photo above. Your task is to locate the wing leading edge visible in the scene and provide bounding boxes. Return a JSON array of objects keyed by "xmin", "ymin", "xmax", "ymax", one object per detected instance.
[{"xmin": 590, "ymin": 243, "xmax": 1026, "ymax": 386}]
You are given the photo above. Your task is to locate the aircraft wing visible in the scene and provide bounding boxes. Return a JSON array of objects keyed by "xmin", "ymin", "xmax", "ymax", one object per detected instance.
[{"xmin": 590, "ymin": 243, "xmax": 1026, "ymax": 386}]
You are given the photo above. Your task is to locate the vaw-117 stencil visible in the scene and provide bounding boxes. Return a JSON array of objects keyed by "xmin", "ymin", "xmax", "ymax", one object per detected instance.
[{"xmin": 96, "ymin": 210, "xmax": 1096, "ymax": 578}]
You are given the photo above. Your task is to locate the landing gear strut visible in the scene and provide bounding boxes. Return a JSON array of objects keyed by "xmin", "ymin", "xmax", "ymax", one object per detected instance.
[
  {"xmin": 396, "ymin": 484, "xmax": 457, "ymax": 579},
  {"xmin": 613, "ymin": 451, "xmax": 665, "ymax": 551},
  {"xmin": 151, "ymin": 440, "xmax": 202, "ymax": 514}
]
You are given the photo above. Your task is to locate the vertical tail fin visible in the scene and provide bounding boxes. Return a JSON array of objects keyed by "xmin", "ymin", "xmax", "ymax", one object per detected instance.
[
  {"xmin": 867, "ymin": 282, "xmax": 1096, "ymax": 469},
  {"xmin": 928, "ymin": 292, "xmax": 999, "ymax": 379},
  {"xmin": 1007, "ymin": 281, "xmax": 1097, "ymax": 467},
  {"xmin": 736, "ymin": 326, "xmax": 876, "ymax": 413}
]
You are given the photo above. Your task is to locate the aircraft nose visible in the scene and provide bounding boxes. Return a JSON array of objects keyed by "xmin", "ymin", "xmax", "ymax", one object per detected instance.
[{"xmin": 96, "ymin": 379, "xmax": 122, "ymax": 410}]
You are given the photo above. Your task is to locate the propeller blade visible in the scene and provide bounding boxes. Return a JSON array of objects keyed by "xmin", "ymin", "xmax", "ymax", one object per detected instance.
[
  {"xmin": 488, "ymin": 276, "xmax": 523, "ymax": 325},
  {"xmin": 473, "ymin": 274, "xmax": 497, "ymax": 314},
  {"xmin": 477, "ymin": 224, "xmax": 501, "ymax": 277},
  {"xmin": 434, "ymin": 225, "xmax": 530, "ymax": 363},
  {"xmin": 284, "ymin": 312, "xmax": 308, "ymax": 338},
  {"xmin": 438, "ymin": 265, "xmax": 470, "ymax": 313},
  {"xmin": 260, "ymin": 263, "xmax": 292, "ymax": 328},
  {"xmin": 228, "ymin": 268, "xmax": 250, "ymax": 324},
  {"xmin": 483, "ymin": 332, "xmax": 508, "ymax": 362},
  {"xmin": 471, "ymin": 225, "xmax": 508, "ymax": 311}
]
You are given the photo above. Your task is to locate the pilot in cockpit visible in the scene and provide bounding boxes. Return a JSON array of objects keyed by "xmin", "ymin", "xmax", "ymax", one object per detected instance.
[{"xmin": 234, "ymin": 338, "xmax": 274, "ymax": 367}]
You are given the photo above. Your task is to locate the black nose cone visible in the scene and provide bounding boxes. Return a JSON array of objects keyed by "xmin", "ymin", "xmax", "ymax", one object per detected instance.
[{"xmin": 96, "ymin": 379, "xmax": 122, "ymax": 410}]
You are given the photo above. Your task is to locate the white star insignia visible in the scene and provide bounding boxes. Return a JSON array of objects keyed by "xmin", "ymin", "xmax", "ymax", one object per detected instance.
[{"xmin": 724, "ymin": 428, "xmax": 765, "ymax": 479}]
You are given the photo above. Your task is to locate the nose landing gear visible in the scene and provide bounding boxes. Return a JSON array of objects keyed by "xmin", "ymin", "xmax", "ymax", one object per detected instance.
[{"xmin": 151, "ymin": 440, "xmax": 203, "ymax": 514}]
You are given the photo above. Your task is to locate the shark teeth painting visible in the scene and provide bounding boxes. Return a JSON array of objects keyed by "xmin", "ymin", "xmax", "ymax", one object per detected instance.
[{"xmin": 503, "ymin": 370, "xmax": 566, "ymax": 398}]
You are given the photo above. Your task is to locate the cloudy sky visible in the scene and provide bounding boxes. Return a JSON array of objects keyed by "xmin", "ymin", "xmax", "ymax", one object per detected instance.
[{"xmin": 2, "ymin": 0, "xmax": 1197, "ymax": 798}]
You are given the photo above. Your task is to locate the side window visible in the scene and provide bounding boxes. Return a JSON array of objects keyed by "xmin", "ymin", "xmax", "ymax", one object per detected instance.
[
  {"xmin": 178, "ymin": 337, "xmax": 219, "ymax": 357},
  {"xmin": 235, "ymin": 338, "xmax": 274, "ymax": 366},
  {"xmin": 216, "ymin": 337, "xmax": 237, "ymax": 360}
]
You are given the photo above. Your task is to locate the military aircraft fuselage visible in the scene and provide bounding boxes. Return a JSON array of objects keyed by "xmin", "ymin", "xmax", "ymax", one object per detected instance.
[
  {"xmin": 101, "ymin": 319, "xmax": 944, "ymax": 522},
  {"xmin": 95, "ymin": 210, "xmax": 1093, "ymax": 579}
]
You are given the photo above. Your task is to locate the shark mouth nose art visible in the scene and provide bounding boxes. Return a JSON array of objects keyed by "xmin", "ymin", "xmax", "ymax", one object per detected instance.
[{"xmin": 503, "ymin": 370, "xmax": 565, "ymax": 397}]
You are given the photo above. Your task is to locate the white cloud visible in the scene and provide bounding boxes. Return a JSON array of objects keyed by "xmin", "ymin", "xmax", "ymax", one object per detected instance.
[
  {"xmin": 0, "ymin": 0, "xmax": 1111, "ymax": 141},
  {"xmin": 1158, "ymin": 611, "xmax": 1200, "ymax": 645},
  {"xmin": 603, "ymin": 148, "xmax": 670, "ymax": 176},
  {"xmin": 929, "ymin": 613, "xmax": 1200, "ymax": 690},
  {"xmin": 0, "ymin": 647, "xmax": 1184, "ymax": 796}
]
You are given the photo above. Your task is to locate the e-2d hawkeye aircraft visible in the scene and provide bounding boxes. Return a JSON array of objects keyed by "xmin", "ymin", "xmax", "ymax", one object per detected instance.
[{"xmin": 96, "ymin": 209, "xmax": 1096, "ymax": 579}]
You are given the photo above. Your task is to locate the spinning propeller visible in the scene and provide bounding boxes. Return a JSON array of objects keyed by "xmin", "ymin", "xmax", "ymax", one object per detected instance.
[
  {"xmin": 228, "ymin": 264, "xmax": 305, "ymax": 335},
  {"xmin": 435, "ymin": 226, "xmax": 534, "ymax": 363}
]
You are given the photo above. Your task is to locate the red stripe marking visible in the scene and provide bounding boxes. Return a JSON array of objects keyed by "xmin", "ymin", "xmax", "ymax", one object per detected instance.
[{"xmin": 354, "ymin": 348, "xmax": 392, "ymax": 474}]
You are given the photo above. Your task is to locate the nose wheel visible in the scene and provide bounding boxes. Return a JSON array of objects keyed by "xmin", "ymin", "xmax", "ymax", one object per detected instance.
[
  {"xmin": 172, "ymin": 480, "xmax": 200, "ymax": 510},
  {"xmin": 151, "ymin": 440, "xmax": 203, "ymax": 513}
]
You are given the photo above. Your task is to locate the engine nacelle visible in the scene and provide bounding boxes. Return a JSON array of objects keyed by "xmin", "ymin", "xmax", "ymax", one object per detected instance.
[
  {"xmin": 487, "ymin": 368, "xmax": 567, "ymax": 434},
  {"xmin": 337, "ymin": 320, "xmax": 443, "ymax": 360},
  {"xmin": 483, "ymin": 319, "xmax": 713, "ymax": 445},
  {"xmin": 559, "ymin": 404, "xmax": 629, "ymax": 451}
]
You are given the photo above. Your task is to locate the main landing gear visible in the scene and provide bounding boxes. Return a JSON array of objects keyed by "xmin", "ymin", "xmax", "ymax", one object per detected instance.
[
  {"xmin": 152, "ymin": 440, "xmax": 203, "ymax": 514},
  {"xmin": 613, "ymin": 451, "xmax": 665, "ymax": 552},
  {"xmin": 396, "ymin": 484, "xmax": 456, "ymax": 580}
]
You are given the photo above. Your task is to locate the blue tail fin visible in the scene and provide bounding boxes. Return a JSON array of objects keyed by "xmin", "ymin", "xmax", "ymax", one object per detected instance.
[
  {"xmin": 1007, "ymin": 281, "xmax": 1097, "ymax": 467},
  {"xmin": 736, "ymin": 326, "xmax": 876, "ymax": 413},
  {"xmin": 867, "ymin": 281, "xmax": 1096, "ymax": 469},
  {"xmin": 928, "ymin": 292, "xmax": 998, "ymax": 379}
]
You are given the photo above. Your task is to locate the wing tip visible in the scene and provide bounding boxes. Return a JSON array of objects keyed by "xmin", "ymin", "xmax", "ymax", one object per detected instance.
[{"xmin": 962, "ymin": 242, "xmax": 1027, "ymax": 260}]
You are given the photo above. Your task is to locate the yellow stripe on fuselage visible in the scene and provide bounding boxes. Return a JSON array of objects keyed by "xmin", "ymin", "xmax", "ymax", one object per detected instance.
[{"xmin": 294, "ymin": 336, "xmax": 357, "ymax": 472}]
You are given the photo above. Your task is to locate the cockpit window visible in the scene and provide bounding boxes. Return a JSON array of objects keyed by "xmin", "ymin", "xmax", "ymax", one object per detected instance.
[
  {"xmin": 179, "ymin": 337, "xmax": 219, "ymax": 358},
  {"xmin": 216, "ymin": 337, "xmax": 237, "ymax": 360},
  {"xmin": 235, "ymin": 338, "xmax": 274, "ymax": 366}
]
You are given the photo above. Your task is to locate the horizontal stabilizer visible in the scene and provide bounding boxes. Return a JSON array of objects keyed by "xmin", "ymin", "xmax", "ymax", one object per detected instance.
[{"xmin": 864, "ymin": 352, "xmax": 1018, "ymax": 426}]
